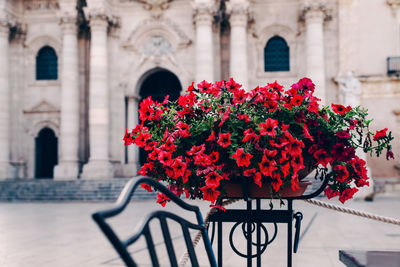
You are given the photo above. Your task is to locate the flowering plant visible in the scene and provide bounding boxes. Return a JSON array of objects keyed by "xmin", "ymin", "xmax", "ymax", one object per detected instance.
[{"xmin": 124, "ymin": 78, "xmax": 394, "ymax": 207}]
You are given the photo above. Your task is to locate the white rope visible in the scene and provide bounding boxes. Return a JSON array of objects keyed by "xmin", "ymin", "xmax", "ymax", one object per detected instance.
[
  {"xmin": 178, "ymin": 199, "xmax": 239, "ymax": 267},
  {"xmin": 304, "ymin": 198, "xmax": 400, "ymax": 226}
]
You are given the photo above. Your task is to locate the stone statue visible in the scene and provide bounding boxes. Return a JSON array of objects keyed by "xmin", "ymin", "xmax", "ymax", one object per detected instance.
[{"xmin": 337, "ymin": 71, "xmax": 362, "ymax": 106}]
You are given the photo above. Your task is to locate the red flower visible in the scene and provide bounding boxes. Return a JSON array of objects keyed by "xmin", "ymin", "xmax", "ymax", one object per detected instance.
[
  {"xmin": 171, "ymin": 157, "xmax": 187, "ymax": 178},
  {"xmin": 232, "ymin": 148, "xmax": 253, "ymax": 167},
  {"xmin": 258, "ymin": 155, "xmax": 277, "ymax": 177},
  {"xmin": 288, "ymin": 139, "xmax": 304, "ymax": 156},
  {"xmin": 313, "ymin": 149, "xmax": 332, "ymax": 168},
  {"xmin": 197, "ymin": 80, "xmax": 212, "ymax": 93},
  {"xmin": 156, "ymin": 193, "xmax": 170, "ymax": 207},
  {"xmin": 259, "ymin": 118, "xmax": 278, "ymax": 137},
  {"xmin": 205, "ymin": 171, "xmax": 223, "ymax": 188},
  {"xmin": 141, "ymin": 184, "xmax": 152, "ymax": 192},
  {"xmin": 292, "ymin": 77, "xmax": 315, "ymax": 96},
  {"xmin": 339, "ymin": 187, "xmax": 358, "ymax": 203},
  {"xmin": 254, "ymin": 172, "xmax": 263, "ymax": 187},
  {"xmin": 237, "ymin": 114, "xmax": 250, "ymax": 123},
  {"xmin": 200, "ymin": 185, "xmax": 220, "ymax": 203},
  {"xmin": 291, "ymin": 174, "xmax": 300, "ymax": 191},
  {"xmin": 281, "ymin": 162, "xmax": 291, "ymax": 178},
  {"xmin": 324, "ymin": 187, "xmax": 339, "ymax": 199},
  {"xmin": 123, "ymin": 129, "xmax": 133, "ymax": 146},
  {"xmin": 134, "ymin": 131, "xmax": 152, "ymax": 148},
  {"xmin": 267, "ymin": 80, "xmax": 284, "ymax": 94},
  {"xmin": 233, "ymin": 89, "xmax": 249, "ymax": 103},
  {"xmin": 291, "ymin": 154, "xmax": 304, "ymax": 172},
  {"xmin": 242, "ymin": 128, "xmax": 258, "ymax": 143},
  {"xmin": 373, "ymin": 128, "xmax": 388, "ymax": 141},
  {"xmin": 208, "ymin": 151, "xmax": 219, "ymax": 163},
  {"xmin": 158, "ymin": 151, "xmax": 172, "ymax": 165},
  {"xmin": 206, "ymin": 131, "xmax": 216, "ymax": 141},
  {"xmin": 333, "ymin": 164, "xmax": 349, "ymax": 183},
  {"xmin": 226, "ymin": 78, "xmax": 242, "ymax": 91},
  {"xmin": 177, "ymin": 121, "xmax": 191, "ymax": 137},
  {"xmin": 219, "ymin": 108, "xmax": 231, "ymax": 126},
  {"xmin": 217, "ymin": 133, "xmax": 232, "ymax": 148},
  {"xmin": 332, "ymin": 104, "xmax": 351, "ymax": 115},
  {"xmin": 271, "ymin": 173, "xmax": 283, "ymax": 192},
  {"xmin": 187, "ymin": 144, "xmax": 205, "ymax": 156},
  {"xmin": 289, "ymin": 94, "xmax": 304, "ymax": 107}
]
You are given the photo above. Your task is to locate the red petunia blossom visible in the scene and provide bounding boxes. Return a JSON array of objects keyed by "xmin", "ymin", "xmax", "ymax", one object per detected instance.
[
  {"xmin": 217, "ymin": 133, "xmax": 232, "ymax": 148},
  {"xmin": 331, "ymin": 143, "xmax": 355, "ymax": 162},
  {"xmin": 176, "ymin": 121, "xmax": 191, "ymax": 137},
  {"xmin": 339, "ymin": 187, "xmax": 358, "ymax": 204},
  {"xmin": 233, "ymin": 89, "xmax": 249, "ymax": 103},
  {"xmin": 264, "ymin": 149, "xmax": 278, "ymax": 159},
  {"xmin": 292, "ymin": 77, "xmax": 315, "ymax": 96},
  {"xmin": 134, "ymin": 131, "xmax": 152, "ymax": 148},
  {"xmin": 336, "ymin": 130, "xmax": 351, "ymax": 140},
  {"xmin": 208, "ymin": 151, "xmax": 220, "ymax": 163},
  {"xmin": 156, "ymin": 192, "xmax": 170, "ymax": 207},
  {"xmin": 333, "ymin": 164, "xmax": 349, "ymax": 183},
  {"xmin": 138, "ymin": 162, "xmax": 155, "ymax": 176},
  {"xmin": 171, "ymin": 157, "xmax": 187, "ymax": 178},
  {"xmin": 258, "ymin": 154, "xmax": 277, "ymax": 177},
  {"xmin": 206, "ymin": 131, "xmax": 216, "ymax": 141},
  {"xmin": 226, "ymin": 78, "xmax": 242, "ymax": 92},
  {"xmin": 158, "ymin": 151, "xmax": 172, "ymax": 165},
  {"xmin": 232, "ymin": 148, "xmax": 253, "ymax": 167},
  {"xmin": 324, "ymin": 187, "xmax": 339, "ymax": 199},
  {"xmin": 259, "ymin": 118, "xmax": 279, "ymax": 137},
  {"xmin": 219, "ymin": 108, "xmax": 231, "ymax": 126},
  {"xmin": 288, "ymin": 139, "xmax": 304, "ymax": 156},
  {"xmin": 291, "ymin": 154, "xmax": 305, "ymax": 173},
  {"xmin": 243, "ymin": 168, "xmax": 256, "ymax": 177},
  {"xmin": 123, "ymin": 129, "xmax": 134, "ymax": 146},
  {"xmin": 141, "ymin": 184, "xmax": 152, "ymax": 192},
  {"xmin": 182, "ymin": 169, "xmax": 191, "ymax": 184},
  {"xmin": 200, "ymin": 185, "xmax": 221, "ymax": 203},
  {"xmin": 313, "ymin": 149, "xmax": 332, "ymax": 168},
  {"xmin": 187, "ymin": 144, "xmax": 205, "ymax": 156},
  {"xmin": 197, "ymin": 80, "xmax": 212, "ymax": 93},
  {"xmin": 161, "ymin": 137, "xmax": 176, "ymax": 152},
  {"xmin": 281, "ymin": 162, "xmax": 291, "ymax": 178},
  {"xmin": 237, "ymin": 113, "xmax": 251, "ymax": 123},
  {"xmin": 332, "ymin": 104, "xmax": 352, "ymax": 115},
  {"xmin": 269, "ymin": 137, "xmax": 290, "ymax": 148},
  {"xmin": 267, "ymin": 80, "xmax": 284, "ymax": 94},
  {"xmin": 254, "ymin": 172, "xmax": 263, "ymax": 187},
  {"xmin": 291, "ymin": 174, "xmax": 300, "ymax": 191},
  {"xmin": 205, "ymin": 171, "xmax": 224, "ymax": 188},
  {"xmin": 373, "ymin": 128, "xmax": 388, "ymax": 141},
  {"xmin": 289, "ymin": 94, "xmax": 304, "ymax": 107},
  {"xmin": 271, "ymin": 173, "xmax": 283, "ymax": 192},
  {"xmin": 242, "ymin": 128, "xmax": 258, "ymax": 143}
]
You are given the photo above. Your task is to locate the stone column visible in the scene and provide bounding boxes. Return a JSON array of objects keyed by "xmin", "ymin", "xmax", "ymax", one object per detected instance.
[
  {"xmin": 193, "ymin": 0, "xmax": 217, "ymax": 83},
  {"xmin": 127, "ymin": 96, "xmax": 139, "ymax": 172},
  {"xmin": 302, "ymin": 2, "xmax": 328, "ymax": 104},
  {"xmin": 54, "ymin": 16, "xmax": 80, "ymax": 180},
  {"xmin": 387, "ymin": 0, "xmax": 400, "ymax": 54},
  {"xmin": 81, "ymin": 12, "xmax": 113, "ymax": 179},
  {"xmin": 0, "ymin": 19, "xmax": 12, "ymax": 179},
  {"xmin": 227, "ymin": 0, "xmax": 249, "ymax": 90}
]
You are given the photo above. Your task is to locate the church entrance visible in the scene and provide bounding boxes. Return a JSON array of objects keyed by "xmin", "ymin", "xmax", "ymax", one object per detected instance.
[
  {"xmin": 35, "ymin": 128, "xmax": 58, "ymax": 179},
  {"xmin": 138, "ymin": 68, "xmax": 182, "ymax": 165}
]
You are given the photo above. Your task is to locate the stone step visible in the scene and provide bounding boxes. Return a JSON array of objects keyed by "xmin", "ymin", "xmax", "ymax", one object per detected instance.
[{"xmin": 0, "ymin": 178, "xmax": 156, "ymax": 202}]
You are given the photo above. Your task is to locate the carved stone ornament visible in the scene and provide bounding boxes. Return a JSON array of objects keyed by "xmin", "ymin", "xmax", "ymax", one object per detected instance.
[
  {"xmin": 336, "ymin": 71, "xmax": 362, "ymax": 107},
  {"xmin": 24, "ymin": 0, "xmax": 60, "ymax": 11},
  {"xmin": 136, "ymin": 0, "xmax": 172, "ymax": 10},
  {"xmin": 142, "ymin": 35, "xmax": 173, "ymax": 56},
  {"xmin": 299, "ymin": 0, "xmax": 331, "ymax": 22},
  {"xmin": 23, "ymin": 100, "xmax": 60, "ymax": 114}
]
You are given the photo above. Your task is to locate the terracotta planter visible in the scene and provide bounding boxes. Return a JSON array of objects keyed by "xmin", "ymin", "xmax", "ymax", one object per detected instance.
[{"xmin": 223, "ymin": 180, "xmax": 312, "ymax": 199}]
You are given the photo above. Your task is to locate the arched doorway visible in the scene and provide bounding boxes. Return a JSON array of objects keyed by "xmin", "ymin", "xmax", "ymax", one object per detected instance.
[
  {"xmin": 35, "ymin": 128, "xmax": 58, "ymax": 179},
  {"xmin": 138, "ymin": 68, "xmax": 182, "ymax": 165}
]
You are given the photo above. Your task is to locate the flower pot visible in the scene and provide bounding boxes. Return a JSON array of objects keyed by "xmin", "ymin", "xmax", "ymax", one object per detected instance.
[{"xmin": 223, "ymin": 180, "xmax": 312, "ymax": 199}]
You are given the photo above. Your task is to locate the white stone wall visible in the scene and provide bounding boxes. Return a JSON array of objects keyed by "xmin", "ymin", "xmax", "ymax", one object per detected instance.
[{"xmin": 0, "ymin": 0, "xmax": 398, "ymax": 180}]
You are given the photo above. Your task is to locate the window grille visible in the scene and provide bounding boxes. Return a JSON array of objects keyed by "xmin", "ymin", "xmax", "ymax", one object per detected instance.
[
  {"xmin": 264, "ymin": 36, "xmax": 290, "ymax": 72},
  {"xmin": 36, "ymin": 46, "xmax": 58, "ymax": 80}
]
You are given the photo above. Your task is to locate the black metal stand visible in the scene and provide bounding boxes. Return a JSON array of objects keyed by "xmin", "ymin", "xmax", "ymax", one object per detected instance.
[{"xmin": 208, "ymin": 177, "xmax": 329, "ymax": 267}]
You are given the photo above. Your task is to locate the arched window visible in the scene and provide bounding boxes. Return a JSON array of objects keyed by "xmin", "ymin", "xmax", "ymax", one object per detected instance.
[
  {"xmin": 36, "ymin": 46, "xmax": 58, "ymax": 80},
  {"xmin": 264, "ymin": 36, "xmax": 289, "ymax": 72}
]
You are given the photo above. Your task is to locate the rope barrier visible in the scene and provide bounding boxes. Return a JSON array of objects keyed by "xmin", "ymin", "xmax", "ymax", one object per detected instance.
[
  {"xmin": 178, "ymin": 198, "xmax": 400, "ymax": 266},
  {"xmin": 303, "ymin": 198, "xmax": 400, "ymax": 226}
]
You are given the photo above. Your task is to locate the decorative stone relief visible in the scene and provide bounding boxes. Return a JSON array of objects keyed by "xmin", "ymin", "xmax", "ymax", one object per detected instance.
[
  {"xmin": 142, "ymin": 35, "xmax": 173, "ymax": 56},
  {"xmin": 137, "ymin": 0, "xmax": 172, "ymax": 10},
  {"xmin": 23, "ymin": 100, "xmax": 60, "ymax": 114},
  {"xmin": 24, "ymin": 0, "xmax": 60, "ymax": 11},
  {"xmin": 299, "ymin": 0, "xmax": 331, "ymax": 23},
  {"xmin": 192, "ymin": 0, "xmax": 218, "ymax": 26},
  {"xmin": 336, "ymin": 71, "xmax": 362, "ymax": 106}
]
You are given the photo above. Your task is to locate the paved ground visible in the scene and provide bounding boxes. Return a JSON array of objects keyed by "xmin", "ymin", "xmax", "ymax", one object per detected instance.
[{"xmin": 0, "ymin": 195, "xmax": 399, "ymax": 267}]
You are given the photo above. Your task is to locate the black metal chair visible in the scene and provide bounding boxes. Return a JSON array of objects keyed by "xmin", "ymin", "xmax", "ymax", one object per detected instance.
[{"xmin": 92, "ymin": 176, "xmax": 217, "ymax": 267}]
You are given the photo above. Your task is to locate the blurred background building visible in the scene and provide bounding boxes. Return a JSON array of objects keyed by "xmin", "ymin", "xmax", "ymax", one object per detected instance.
[{"xmin": 0, "ymin": 0, "xmax": 399, "ymax": 188}]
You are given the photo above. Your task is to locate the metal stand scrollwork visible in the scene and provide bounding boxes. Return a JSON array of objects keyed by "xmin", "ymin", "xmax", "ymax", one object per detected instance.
[{"xmin": 208, "ymin": 176, "xmax": 329, "ymax": 267}]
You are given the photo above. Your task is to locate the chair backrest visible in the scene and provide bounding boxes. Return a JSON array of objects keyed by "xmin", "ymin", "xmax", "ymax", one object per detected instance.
[{"xmin": 92, "ymin": 176, "xmax": 217, "ymax": 267}]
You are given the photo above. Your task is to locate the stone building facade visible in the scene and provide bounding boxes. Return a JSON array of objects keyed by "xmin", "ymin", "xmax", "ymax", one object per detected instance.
[{"xmin": 0, "ymin": 0, "xmax": 399, "ymax": 180}]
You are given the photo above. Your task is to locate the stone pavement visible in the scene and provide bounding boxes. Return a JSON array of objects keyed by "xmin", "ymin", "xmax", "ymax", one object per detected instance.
[{"xmin": 0, "ymin": 195, "xmax": 399, "ymax": 267}]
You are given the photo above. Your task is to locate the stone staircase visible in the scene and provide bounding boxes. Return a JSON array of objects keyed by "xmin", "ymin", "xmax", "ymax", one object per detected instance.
[{"xmin": 0, "ymin": 178, "xmax": 156, "ymax": 202}]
